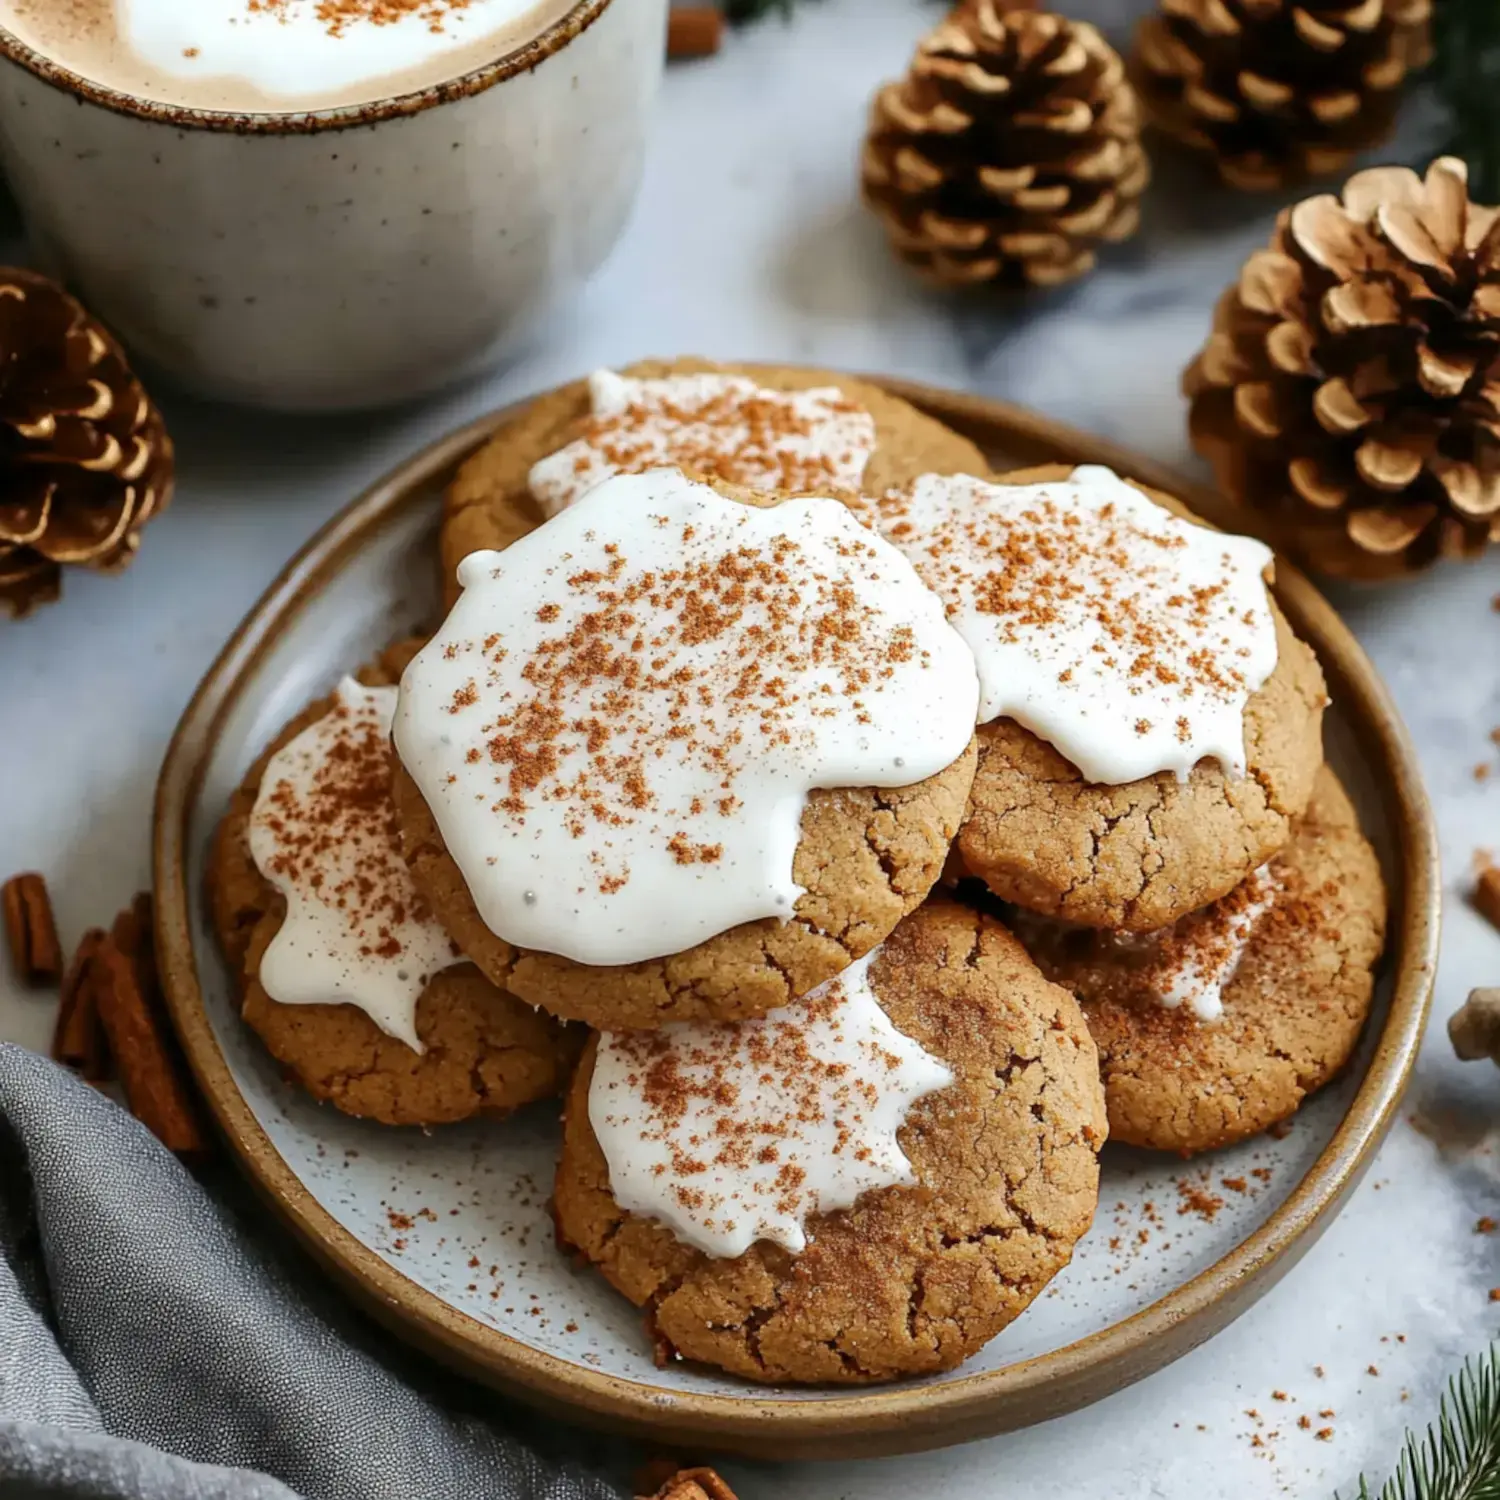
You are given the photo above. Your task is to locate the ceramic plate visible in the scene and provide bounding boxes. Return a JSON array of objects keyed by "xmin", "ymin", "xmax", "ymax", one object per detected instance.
[{"xmin": 154, "ymin": 375, "xmax": 1439, "ymax": 1460}]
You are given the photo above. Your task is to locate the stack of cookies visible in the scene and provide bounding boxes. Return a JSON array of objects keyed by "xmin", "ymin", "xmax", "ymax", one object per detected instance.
[{"xmin": 210, "ymin": 358, "xmax": 1386, "ymax": 1386}]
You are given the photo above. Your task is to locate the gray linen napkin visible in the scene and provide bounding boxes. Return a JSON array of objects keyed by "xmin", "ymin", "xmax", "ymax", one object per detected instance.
[{"xmin": 0, "ymin": 1043, "xmax": 629, "ymax": 1500}]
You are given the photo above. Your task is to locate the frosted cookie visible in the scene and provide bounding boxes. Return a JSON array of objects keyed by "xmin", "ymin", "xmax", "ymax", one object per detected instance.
[
  {"xmin": 1015, "ymin": 767, "xmax": 1385, "ymax": 1154},
  {"xmin": 439, "ymin": 357, "xmax": 992, "ymax": 607},
  {"xmin": 553, "ymin": 897, "xmax": 1107, "ymax": 1385},
  {"xmin": 393, "ymin": 468, "xmax": 981, "ymax": 1031},
  {"xmin": 853, "ymin": 463, "xmax": 1326, "ymax": 931},
  {"xmin": 209, "ymin": 642, "xmax": 579, "ymax": 1127}
]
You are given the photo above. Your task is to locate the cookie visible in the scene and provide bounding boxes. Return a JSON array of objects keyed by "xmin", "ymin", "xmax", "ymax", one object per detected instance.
[
  {"xmin": 553, "ymin": 897, "xmax": 1107, "ymax": 1385},
  {"xmin": 951, "ymin": 464, "xmax": 1326, "ymax": 931},
  {"xmin": 395, "ymin": 466, "xmax": 981, "ymax": 1032},
  {"xmin": 395, "ymin": 747, "xmax": 977, "ymax": 1032},
  {"xmin": 1015, "ymin": 766, "xmax": 1385, "ymax": 1154},
  {"xmin": 209, "ymin": 641, "xmax": 580, "ymax": 1127},
  {"xmin": 439, "ymin": 357, "xmax": 992, "ymax": 608}
]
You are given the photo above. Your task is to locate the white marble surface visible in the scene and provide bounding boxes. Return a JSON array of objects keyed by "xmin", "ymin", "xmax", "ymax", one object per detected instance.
[{"xmin": 1, "ymin": 2, "xmax": 1497, "ymax": 1495}]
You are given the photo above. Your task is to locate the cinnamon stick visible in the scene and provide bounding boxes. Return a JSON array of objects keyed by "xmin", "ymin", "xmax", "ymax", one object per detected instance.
[
  {"xmin": 111, "ymin": 892, "xmax": 159, "ymax": 1000},
  {"xmin": 53, "ymin": 927, "xmax": 110, "ymax": 1079},
  {"xmin": 92, "ymin": 931, "xmax": 207, "ymax": 1160},
  {"xmin": 4, "ymin": 872, "xmax": 62, "ymax": 985},
  {"xmin": 667, "ymin": 6, "xmax": 723, "ymax": 59}
]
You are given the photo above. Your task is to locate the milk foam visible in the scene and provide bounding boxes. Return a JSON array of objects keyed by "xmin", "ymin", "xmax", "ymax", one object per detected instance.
[{"xmin": 2, "ymin": 0, "xmax": 575, "ymax": 113}]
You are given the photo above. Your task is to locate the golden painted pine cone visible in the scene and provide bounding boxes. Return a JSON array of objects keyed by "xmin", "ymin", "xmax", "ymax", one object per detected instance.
[
  {"xmin": 1185, "ymin": 156, "xmax": 1500, "ymax": 580},
  {"xmin": 0, "ymin": 268, "xmax": 173, "ymax": 618},
  {"xmin": 1131, "ymin": 0, "xmax": 1431, "ymax": 192},
  {"xmin": 861, "ymin": 3, "xmax": 1149, "ymax": 290}
]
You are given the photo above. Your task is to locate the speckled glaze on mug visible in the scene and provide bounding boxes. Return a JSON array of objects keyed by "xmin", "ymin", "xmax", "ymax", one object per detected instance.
[{"xmin": 0, "ymin": 0, "xmax": 666, "ymax": 410}]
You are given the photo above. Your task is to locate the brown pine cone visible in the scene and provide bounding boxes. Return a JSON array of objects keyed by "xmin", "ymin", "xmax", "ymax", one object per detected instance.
[
  {"xmin": 861, "ymin": 3, "xmax": 1149, "ymax": 290},
  {"xmin": 1184, "ymin": 156, "xmax": 1500, "ymax": 580},
  {"xmin": 639, "ymin": 1468, "xmax": 738, "ymax": 1500},
  {"xmin": 1132, "ymin": 0, "xmax": 1431, "ymax": 192},
  {"xmin": 0, "ymin": 268, "xmax": 173, "ymax": 618}
]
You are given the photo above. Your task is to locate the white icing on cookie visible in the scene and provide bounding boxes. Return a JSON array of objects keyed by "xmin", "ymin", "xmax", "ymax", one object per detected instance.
[
  {"xmin": 587, "ymin": 949, "xmax": 953, "ymax": 1257},
  {"xmin": 527, "ymin": 369, "xmax": 879, "ymax": 518},
  {"xmin": 1012, "ymin": 861, "xmax": 1281, "ymax": 1023},
  {"xmin": 854, "ymin": 465, "xmax": 1278, "ymax": 785},
  {"xmin": 1152, "ymin": 863, "xmax": 1281, "ymax": 1021},
  {"xmin": 248, "ymin": 680, "xmax": 459, "ymax": 1052},
  {"xmin": 394, "ymin": 468, "xmax": 979, "ymax": 966}
]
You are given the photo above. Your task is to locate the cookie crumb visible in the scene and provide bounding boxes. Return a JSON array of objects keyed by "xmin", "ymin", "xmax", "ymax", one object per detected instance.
[{"xmin": 1475, "ymin": 865, "xmax": 1500, "ymax": 932}]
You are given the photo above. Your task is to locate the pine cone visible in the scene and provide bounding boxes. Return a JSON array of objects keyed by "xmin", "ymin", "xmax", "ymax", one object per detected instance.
[
  {"xmin": 861, "ymin": 4, "xmax": 1149, "ymax": 290},
  {"xmin": 640, "ymin": 1469, "xmax": 738, "ymax": 1500},
  {"xmin": 1132, "ymin": 0, "xmax": 1432, "ymax": 192},
  {"xmin": 1184, "ymin": 156, "xmax": 1500, "ymax": 580},
  {"xmin": 0, "ymin": 269, "xmax": 173, "ymax": 618}
]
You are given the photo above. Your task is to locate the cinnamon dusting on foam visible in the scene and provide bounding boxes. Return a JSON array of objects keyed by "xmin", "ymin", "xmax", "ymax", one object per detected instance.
[
  {"xmin": 249, "ymin": 0, "xmax": 473, "ymax": 36},
  {"xmin": 3, "ymin": 0, "xmax": 573, "ymax": 113}
]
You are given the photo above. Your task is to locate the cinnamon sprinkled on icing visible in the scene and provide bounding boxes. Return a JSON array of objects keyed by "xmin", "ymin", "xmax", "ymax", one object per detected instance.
[
  {"xmin": 588, "ymin": 949, "xmax": 953, "ymax": 1257},
  {"xmin": 852, "ymin": 465, "xmax": 1278, "ymax": 784},
  {"xmin": 528, "ymin": 371, "xmax": 879, "ymax": 519},
  {"xmin": 394, "ymin": 469, "xmax": 978, "ymax": 965},
  {"xmin": 1016, "ymin": 862, "xmax": 1283, "ymax": 1023},
  {"xmin": 248, "ymin": 680, "xmax": 459, "ymax": 1051}
]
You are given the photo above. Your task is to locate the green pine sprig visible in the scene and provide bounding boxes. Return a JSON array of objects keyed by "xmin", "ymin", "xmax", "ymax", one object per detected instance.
[
  {"xmin": 722, "ymin": 0, "xmax": 806, "ymax": 21},
  {"xmin": 1350, "ymin": 1347, "xmax": 1500, "ymax": 1500},
  {"xmin": 1433, "ymin": 0, "xmax": 1500, "ymax": 203}
]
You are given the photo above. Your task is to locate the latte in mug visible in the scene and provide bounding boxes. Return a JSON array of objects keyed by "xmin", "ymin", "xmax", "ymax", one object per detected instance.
[{"xmin": 0, "ymin": 0, "xmax": 579, "ymax": 113}]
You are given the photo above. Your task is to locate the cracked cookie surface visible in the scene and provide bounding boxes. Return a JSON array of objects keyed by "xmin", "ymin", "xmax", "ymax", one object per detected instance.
[
  {"xmin": 209, "ymin": 641, "xmax": 580, "ymax": 1127},
  {"xmin": 393, "ymin": 744, "xmax": 978, "ymax": 1030},
  {"xmin": 1018, "ymin": 767, "xmax": 1385, "ymax": 1154},
  {"xmin": 438, "ymin": 356, "xmax": 992, "ymax": 609},
  {"xmin": 955, "ymin": 464, "xmax": 1327, "ymax": 932},
  {"xmin": 552, "ymin": 897, "xmax": 1107, "ymax": 1385}
]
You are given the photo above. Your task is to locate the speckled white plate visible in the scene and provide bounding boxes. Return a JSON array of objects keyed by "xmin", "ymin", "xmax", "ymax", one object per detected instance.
[{"xmin": 154, "ymin": 376, "xmax": 1439, "ymax": 1460}]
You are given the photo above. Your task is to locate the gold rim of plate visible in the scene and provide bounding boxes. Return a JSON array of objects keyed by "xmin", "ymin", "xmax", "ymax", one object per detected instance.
[{"xmin": 152, "ymin": 372, "xmax": 1440, "ymax": 1460}]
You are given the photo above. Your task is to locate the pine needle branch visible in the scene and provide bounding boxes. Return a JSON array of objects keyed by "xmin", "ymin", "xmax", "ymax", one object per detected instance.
[
  {"xmin": 1433, "ymin": 0, "xmax": 1500, "ymax": 203},
  {"xmin": 1350, "ymin": 1347, "xmax": 1500, "ymax": 1500},
  {"xmin": 722, "ymin": 0, "xmax": 809, "ymax": 23}
]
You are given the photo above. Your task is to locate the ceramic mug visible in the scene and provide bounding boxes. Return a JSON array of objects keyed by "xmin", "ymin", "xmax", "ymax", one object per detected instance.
[{"xmin": 0, "ymin": 0, "xmax": 666, "ymax": 410}]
